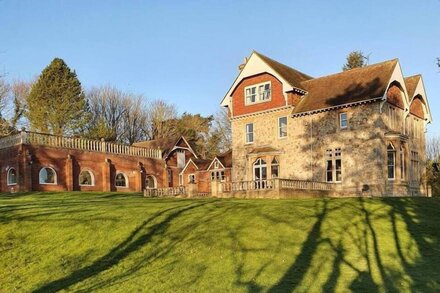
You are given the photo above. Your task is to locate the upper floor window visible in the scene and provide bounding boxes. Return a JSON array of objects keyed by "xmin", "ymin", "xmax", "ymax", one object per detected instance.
[
  {"xmin": 387, "ymin": 144, "xmax": 396, "ymax": 180},
  {"xmin": 411, "ymin": 151, "xmax": 419, "ymax": 181},
  {"xmin": 278, "ymin": 117, "xmax": 287, "ymax": 138},
  {"xmin": 245, "ymin": 82, "xmax": 271, "ymax": 105},
  {"xmin": 177, "ymin": 150, "xmax": 185, "ymax": 168},
  {"xmin": 246, "ymin": 123, "xmax": 254, "ymax": 144},
  {"xmin": 339, "ymin": 112, "xmax": 348, "ymax": 129},
  {"xmin": 39, "ymin": 167, "xmax": 57, "ymax": 185},
  {"xmin": 7, "ymin": 168, "xmax": 17, "ymax": 185}
]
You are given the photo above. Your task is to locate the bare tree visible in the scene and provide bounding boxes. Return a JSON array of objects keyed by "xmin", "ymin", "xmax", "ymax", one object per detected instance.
[
  {"xmin": 86, "ymin": 86, "xmax": 128, "ymax": 141},
  {"xmin": 121, "ymin": 94, "xmax": 149, "ymax": 144},
  {"xmin": 210, "ymin": 107, "xmax": 231, "ymax": 152},
  {"xmin": 10, "ymin": 79, "xmax": 32, "ymax": 130},
  {"xmin": 427, "ymin": 136, "xmax": 440, "ymax": 162},
  {"xmin": 146, "ymin": 99, "xmax": 178, "ymax": 139}
]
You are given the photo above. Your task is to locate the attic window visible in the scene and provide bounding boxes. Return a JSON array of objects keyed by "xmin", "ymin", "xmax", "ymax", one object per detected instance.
[{"xmin": 245, "ymin": 82, "xmax": 271, "ymax": 105}]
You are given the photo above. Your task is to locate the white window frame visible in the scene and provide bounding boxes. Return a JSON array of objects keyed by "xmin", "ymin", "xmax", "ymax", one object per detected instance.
[
  {"xmin": 79, "ymin": 170, "xmax": 95, "ymax": 186},
  {"xmin": 278, "ymin": 117, "xmax": 287, "ymax": 138},
  {"xmin": 339, "ymin": 112, "xmax": 348, "ymax": 129},
  {"xmin": 244, "ymin": 81, "xmax": 271, "ymax": 105},
  {"xmin": 188, "ymin": 174, "xmax": 196, "ymax": 184},
  {"xmin": 145, "ymin": 175, "xmax": 157, "ymax": 189},
  {"xmin": 115, "ymin": 172, "xmax": 128, "ymax": 188},
  {"xmin": 387, "ymin": 144, "xmax": 396, "ymax": 181},
  {"xmin": 7, "ymin": 167, "xmax": 17, "ymax": 186},
  {"xmin": 245, "ymin": 123, "xmax": 254, "ymax": 144},
  {"xmin": 39, "ymin": 167, "xmax": 57, "ymax": 185}
]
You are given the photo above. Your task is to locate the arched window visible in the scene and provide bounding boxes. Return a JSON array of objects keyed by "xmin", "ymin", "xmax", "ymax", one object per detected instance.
[
  {"xmin": 387, "ymin": 143, "xmax": 396, "ymax": 180},
  {"xmin": 271, "ymin": 158, "xmax": 279, "ymax": 178},
  {"xmin": 79, "ymin": 170, "xmax": 94, "ymax": 186},
  {"xmin": 145, "ymin": 175, "xmax": 156, "ymax": 189},
  {"xmin": 7, "ymin": 168, "xmax": 17, "ymax": 185},
  {"xmin": 115, "ymin": 172, "xmax": 128, "ymax": 187},
  {"xmin": 39, "ymin": 167, "xmax": 57, "ymax": 184},
  {"xmin": 253, "ymin": 158, "xmax": 267, "ymax": 181}
]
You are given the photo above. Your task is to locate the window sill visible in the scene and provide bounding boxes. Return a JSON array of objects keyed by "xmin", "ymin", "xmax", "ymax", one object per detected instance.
[
  {"xmin": 39, "ymin": 182, "xmax": 57, "ymax": 185},
  {"xmin": 116, "ymin": 186, "xmax": 129, "ymax": 188},
  {"xmin": 80, "ymin": 184, "xmax": 95, "ymax": 187},
  {"xmin": 245, "ymin": 98, "xmax": 272, "ymax": 106},
  {"xmin": 7, "ymin": 183, "xmax": 17, "ymax": 186},
  {"xmin": 278, "ymin": 136, "xmax": 288, "ymax": 140}
]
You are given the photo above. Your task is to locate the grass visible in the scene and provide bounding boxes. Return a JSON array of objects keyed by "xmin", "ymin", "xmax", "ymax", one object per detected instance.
[{"xmin": 0, "ymin": 192, "xmax": 439, "ymax": 292}]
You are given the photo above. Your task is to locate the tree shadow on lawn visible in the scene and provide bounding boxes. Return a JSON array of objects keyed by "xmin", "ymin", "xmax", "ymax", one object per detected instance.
[
  {"xmin": 33, "ymin": 201, "xmax": 213, "ymax": 293},
  {"xmin": 228, "ymin": 197, "xmax": 440, "ymax": 293}
]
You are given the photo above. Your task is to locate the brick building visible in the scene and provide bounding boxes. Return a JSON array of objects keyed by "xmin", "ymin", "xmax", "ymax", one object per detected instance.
[{"xmin": 220, "ymin": 51, "xmax": 432, "ymax": 197}]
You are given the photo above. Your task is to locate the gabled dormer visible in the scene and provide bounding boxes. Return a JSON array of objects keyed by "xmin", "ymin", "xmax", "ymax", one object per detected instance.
[{"xmin": 221, "ymin": 51, "xmax": 312, "ymax": 118}]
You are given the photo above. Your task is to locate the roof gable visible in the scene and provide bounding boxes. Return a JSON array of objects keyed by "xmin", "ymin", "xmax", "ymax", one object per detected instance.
[
  {"xmin": 407, "ymin": 75, "xmax": 432, "ymax": 122},
  {"xmin": 132, "ymin": 136, "xmax": 198, "ymax": 159},
  {"xmin": 221, "ymin": 51, "xmax": 312, "ymax": 109}
]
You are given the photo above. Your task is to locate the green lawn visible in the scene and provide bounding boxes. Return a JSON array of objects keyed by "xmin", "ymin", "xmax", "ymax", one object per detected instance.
[{"xmin": 0, "ymin": 193, "xmax": 439, "ymax": 292}]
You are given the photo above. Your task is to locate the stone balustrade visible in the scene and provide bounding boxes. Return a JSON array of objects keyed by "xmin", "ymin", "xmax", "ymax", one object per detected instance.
[
  {"xmin": 144, "ymin": 187, "xmax": 186, "ymax": 197},
  {"xmin": 0, "ymin": 131, "xmax": 163, "ymax": 159}
]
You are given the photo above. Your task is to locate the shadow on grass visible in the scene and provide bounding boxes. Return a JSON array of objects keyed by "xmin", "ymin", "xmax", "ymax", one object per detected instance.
[{"xmin": 33, "ymin": 201, "xmax": 211, "ymax": 293}]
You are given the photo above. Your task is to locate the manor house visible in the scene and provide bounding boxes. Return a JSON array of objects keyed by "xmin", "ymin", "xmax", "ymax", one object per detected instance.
[{"xmin": 220, "ymin": 51, "xmax": 432, "ymax": 196}]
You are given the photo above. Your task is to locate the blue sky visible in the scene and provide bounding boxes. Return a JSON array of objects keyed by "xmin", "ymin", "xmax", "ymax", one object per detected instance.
[{"xmin": 1, "ymin": 0, "xmax": 439, "ymax": 136}]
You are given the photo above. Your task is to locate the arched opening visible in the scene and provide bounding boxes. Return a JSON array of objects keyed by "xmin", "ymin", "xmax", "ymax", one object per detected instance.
[
  {"xmin": 145, "ymin": 175, "xmax": 157, "ymax": 189},
  {"xmin": 7, "ymin": 168, "xmax": 17, "ymax": 185},
  {"xmin": 79, "ymin": 170, "xmax": 95, "ymax": 186},
  {"xmin": 115, "ymin": 172, "xmax": 128, "ymax": 187},
  {"xmin": 39, "ymin": 167, "xmax": 57, "ymax": 184},
  {"xmin": 253, "ymin": 158, "xmax": 267, "ymax": 188},
  {"xmin": 410, "ymin": 95, "xmax": 426, "ymax": 119},
  {"xmin": 386, "ymin": 81, "xmax": 405, "ymax": 109}
]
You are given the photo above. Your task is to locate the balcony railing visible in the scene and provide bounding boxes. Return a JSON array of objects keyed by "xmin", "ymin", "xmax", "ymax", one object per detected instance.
[
  {"xmin": 0, "ymin": 131, "xmax": 162, "ymax": 159},
  {"xmin": 221, "ymin": 178, "xmax": 332, "ymax": 192},
  {"xmin": 144, "ymin": 187, "xmax": 186, "ymax": 197}
]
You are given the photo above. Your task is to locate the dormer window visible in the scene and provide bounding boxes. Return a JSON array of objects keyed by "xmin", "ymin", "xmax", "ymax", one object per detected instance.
[{"xmin": 245, "ymin": 82, "xmax": 271, "ymax": 105}]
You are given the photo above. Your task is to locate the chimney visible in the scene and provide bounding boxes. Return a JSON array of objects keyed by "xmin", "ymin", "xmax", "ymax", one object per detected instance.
[{"xmin": 238, "ymin": 57, "xmax": 249, "ymax": 71}]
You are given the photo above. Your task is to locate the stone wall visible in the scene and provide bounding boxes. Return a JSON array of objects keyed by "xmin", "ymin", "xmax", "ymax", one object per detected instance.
[{"xmin": 230, "ymin": 101, "xmax": 427, "ymax": 197}]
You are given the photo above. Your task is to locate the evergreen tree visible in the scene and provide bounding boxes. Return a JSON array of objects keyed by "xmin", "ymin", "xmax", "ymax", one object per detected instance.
[
  {"xmin": 27, "ymin": 58, "xmax": 89, "ymax": 135},
  {"xmin": 342, "ymin": 51, "xmax": 368, "ymax": 71},
  {"xmin": 437, "ymin": 58, "xmax": 440, "ymax": 69}
]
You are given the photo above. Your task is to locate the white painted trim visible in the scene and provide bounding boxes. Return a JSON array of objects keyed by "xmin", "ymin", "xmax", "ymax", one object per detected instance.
[
  {"xmin": 292, "ymin": 97, "xmax": 383, "ymax": 117},
  {"xmin": 231, "ymin": 105, "xmax": 293, "ymax": 121},
  {"xmin": 165, "ymin": 136, "xmax": 198, "ymax": 160},
  {"xmin": 79, "ymin": 169, "xmax": 95, "ymax": 187},
  {"xmin": 244, "ymin": 81, "xmax": 272, "ymax": 105},
  {"xmin": 39, "ymin": 167, "xmax": 58, "ymax": 185},
  {"xmin": 7, "ymin": 167, "xmax": 17, "ymax": 186},
  {"xmin": 221, "ymin": 52, "xmax": 296, "ymax": 108},
  {"xmin": 115, "ymin": 172, "xmax": 129, "ymax": 188},
  {"xmin": 245, "ymin": 122, "xmax": 254, "ymax": 144},
  {"xmin": 180, "ymin": 158, "xmax": 199, "ymax": 175},
  {"xmin": 408, "ymin": 77, "xmax": 432, "ymax": 123},
  {"xmin": 207, "ymin": 157, "xmax": 225, "ymax": 171},
  {"xmin": 278, "ymin": 116, "xmax": 288, "ymax": 138}
]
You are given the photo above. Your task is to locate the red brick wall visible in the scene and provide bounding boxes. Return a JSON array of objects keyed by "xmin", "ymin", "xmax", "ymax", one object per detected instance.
[
  {"xmin": 387, "ymin": 84, "xmax": 404, "ymax": 109},
  {"xmin": 231, "ymin": 73, "xmax": 286, "ymax": 117},
  {"xmin": 410, "ymin": 96, "xmax": 425, "ymax": 119},
  {"xmin": 0, "ymin": 144, "xmax": 165, "ymax": 193}
]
